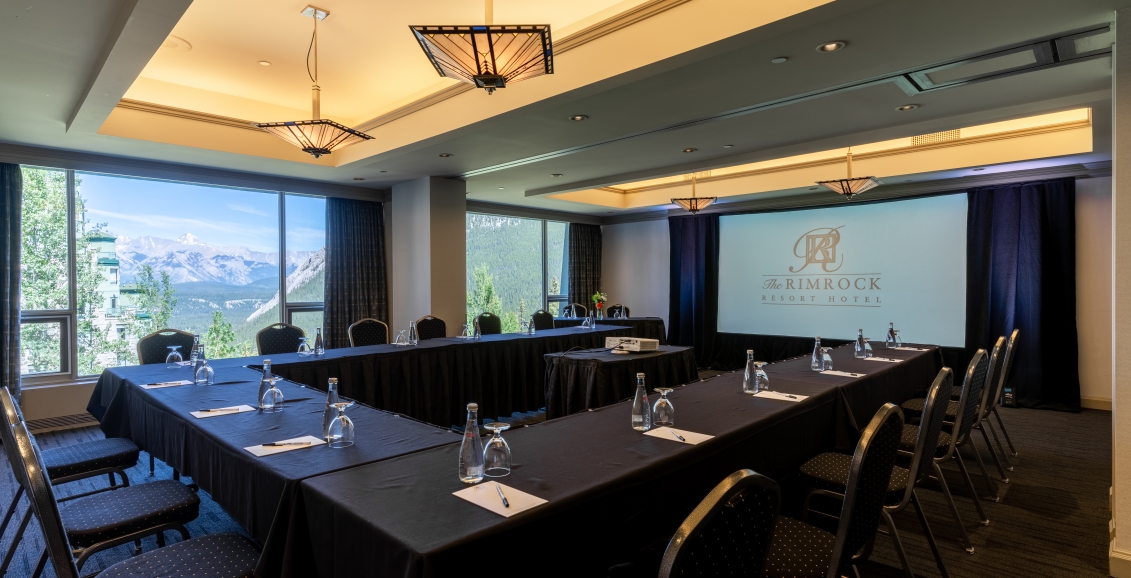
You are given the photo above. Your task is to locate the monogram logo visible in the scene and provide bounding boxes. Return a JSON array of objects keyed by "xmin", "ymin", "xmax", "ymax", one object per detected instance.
[{"xmin": 790, "ymin": 227, "xmax": 844, "ymax": 273}]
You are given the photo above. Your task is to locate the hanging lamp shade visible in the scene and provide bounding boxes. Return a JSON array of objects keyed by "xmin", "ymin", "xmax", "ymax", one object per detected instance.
[
  {"xmin": 816, "ymin": 148, "xmax": 880, "ymax": 199},
  {"xmin": 671, "ymin": 174, "xmax": 717, "ymax": 214},
  {"xmin": 410, "ymin": 25, "xmax": 553, "ymax": 94}
]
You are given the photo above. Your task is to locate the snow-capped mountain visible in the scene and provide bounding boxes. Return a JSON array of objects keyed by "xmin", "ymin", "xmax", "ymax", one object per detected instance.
[
  {"xmin": 113, "ymin": 234, "xmax": 315, "ymax": 286},
  {"xmin": 247, "ymin": 248, "xmax": 325, "ymax": 324}
]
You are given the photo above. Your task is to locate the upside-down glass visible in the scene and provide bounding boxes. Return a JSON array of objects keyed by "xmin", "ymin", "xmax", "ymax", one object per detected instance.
[
  {"xmin": 864, "ymin": 339, "xmax": 874, "ymax": 358},
  {"xmin": 165, "ymin": 346, "xmax": 183, "ymax": 369},
  {"xmin": 327, "ymin": 402, "xmax": 354, "ymax": 448},
  {"xmin": 261, "ymin": 377, "xmax": 284, "ymax": 413},
  {"xmin": 821, "ymin": 347, "xmax": 834, "ymax": 371},
  {"xmin": 460, "ymin": 324, "xmax": 470, "ymax": 338},
  {"xmin": 395, "ymin": 330, "xmax": 408, "ymax": 345},
  {"xmin": 753, "ymin": 362, "xmax": 768, "ymax": 393},
  {"xmin": 653, "ymin": 388, "xmax": 675, "ymax": 427},
  {"xmin": 482, "ymin": 422, "xmax": 512, "ymax": 477},
  {"xmin": 297, "ymin": 337, "xmax": 312, "ymax": 356}
]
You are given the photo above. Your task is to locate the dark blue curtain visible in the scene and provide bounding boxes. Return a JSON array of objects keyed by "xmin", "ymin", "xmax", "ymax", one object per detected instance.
[
  {"xmin": 324, "ymin": 198, "xmax": 388, "ymax": 350},
  {"xmin": 966, "ymin": 177, "xmax": 1079, "ymax": 411},
  {"xmin": 668, "ymin": 214, "xmax": 719, "ymax": 367},
  {"xmin": 1, "ymin": 164, "xmax": 20, "ymax": 403},
  {"xmin": 567, "ymin": 224, "xmax": 602, "ymax": 310}
]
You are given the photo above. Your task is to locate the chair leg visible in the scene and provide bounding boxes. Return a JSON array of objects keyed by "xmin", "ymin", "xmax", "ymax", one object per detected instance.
[
  {"xmin": 986, "ymin": 418, "xmax": 1014, "ymax": 471},
  {"xmin": 993, "ymin": 407, "xmax": 1017, "ymax": 457},
  {"xmin": 977, "ymin": 424, "xmax": 1009, "ymax": 483},
  {"xmin": 119, "ymin": 468, "xmax": 131, "ymax": 487},
  {"xmin": 150, "ymin": 454, "xmax": 155, "ymax": 476},
  {"xmin": 881, "ymin": 510, "xmax": 915, "ymax": 578},
  {"xmin": 911, "ymin": 489, "xmax": 950, "ymax": 578},
  {"xmin": 954, "ymin": 452, "xmax": 990, "ymax": 525},
  {"xmin": 0, "ymin": 486, "xmax": 25, "ymax": 540},
  {"xmin": 108, "ymin": 472, "xmax": 117, "ymax": 488},
  {"xmin": 173, "ymin": 469, "xmax": 180, "ymax": 481},
  {"xmin": 963, "ymin": 440, "xmax": 999, "ymax": 501},
  {"xmin": 933, "ymin": 461, "xmax": 975, "ymax": 552},
  {"xmin": 0, "ymin": 507, "xmax": 32, "ymax": 575},
  {"xmin": 31, "ymin": 549, "xmax": 48, "ymax": 578},
  {"xmin": 156, "ymin": 531, "xmax": 166, "ymax": 547}
]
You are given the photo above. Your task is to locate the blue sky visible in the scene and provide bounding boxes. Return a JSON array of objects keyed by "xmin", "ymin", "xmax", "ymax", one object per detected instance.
[{"xmin": 77, "ymin": 173, "xmax": 326, "ymax": 253}]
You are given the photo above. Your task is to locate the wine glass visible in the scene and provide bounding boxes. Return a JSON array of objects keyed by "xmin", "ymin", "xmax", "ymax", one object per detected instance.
[
  {"xmin": 864, "ymin": 339, "xmax": 874, "ymax": 358},
  {"xmin": 261, "ymin": 377, "xmax": 284, "ymax": 413},
  {"xmin": 519, "ymin": 320, "xmax": 529, "ymax": 335},
  {"xmin": 753, "ymin": 361, "xmax": 769, "ymax": 393},
  {"xmin": 460, "ymin": 324, "xmax": 470, "ymax": 338},
  {"xmin": 653, "ymin": 388, "xmax": 675, "ymax": 427},
  {"xmin": 893, "ymin": 329, "xmax": 903, "ymax": 347},
  {"xmin": 327, "ymin": 402, "xmax": 354, "ymax": 448},
  {"xmin": 395, "ymin": 330, "xmax": 407, "ymax": 345},
  {"xmin": 821, "ymin": 347, "xmax": 834, "ymax": 371},
  {"xmin": 482, "ymin": 422, "xmax": 512, "ymax": 477},
  {"xmin": 165, "ymin": 346, "xmax": 183, "ymax": 369},
  {"xmin": 297, "ymin": 337, "xmax": 312, "ymax": 356}
]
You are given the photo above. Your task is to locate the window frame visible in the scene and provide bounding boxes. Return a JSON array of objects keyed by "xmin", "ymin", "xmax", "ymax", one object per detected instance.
[{"xmin": 465, "ymin": 212, "xmax": 570, "ymax": 321}]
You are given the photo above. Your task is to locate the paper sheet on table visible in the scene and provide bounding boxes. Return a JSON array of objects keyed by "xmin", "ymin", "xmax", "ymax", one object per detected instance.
[
  {"xmin": 189, "ymin": 405, "xmax": 256, "ymax": 419},
  {"xmin": 893, "ymin": 347, "xmax": 929, "ymax": 351},
  {"xmin": 244, "ymin": 435, "xmax": 326, "ymax": 457},
  {"xmin": 820, "ymin": 370, "xmax": 866, "ymax": 378},
  {"xmin": 643, "ymin": 426, "xmax": 714, "ymax": 445},
  {"xmin": 752, "ymin": 390, "xmax": 809, "ymax": 403},
  {"xmin": 453, "ymin": 481, "xmax": 547, "ymax": 518},
  {"xmin": 864, "ymin": 357, "xmax": 901, "ymax": 363},
  {"xmin": 140, "ymin": 380, "xmax": 193, "ymax": 389}
]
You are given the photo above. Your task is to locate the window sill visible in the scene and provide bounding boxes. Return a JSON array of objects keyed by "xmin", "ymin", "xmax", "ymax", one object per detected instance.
[{"xmin": 22, "ymin": 377, "xmax": 99, "ymax": 390}]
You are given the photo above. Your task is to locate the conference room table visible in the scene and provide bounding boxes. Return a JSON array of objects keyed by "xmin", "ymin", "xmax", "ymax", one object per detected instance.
[
  {"xmin": 553, "ymin": 316, "xmax": 667, "ymax": 344},
  {"xmin": 543, "ymin": 345, "xmax": 698, "ymax": 419},
  {"xmin": 282, "ymin": 343, "xmax": 942, "ymax": 577}
]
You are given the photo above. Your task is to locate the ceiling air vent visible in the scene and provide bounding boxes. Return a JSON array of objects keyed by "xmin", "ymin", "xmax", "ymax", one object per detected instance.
[{"xmin": 912, "ymin": 130, "xmax": 961, "ymax": 146}]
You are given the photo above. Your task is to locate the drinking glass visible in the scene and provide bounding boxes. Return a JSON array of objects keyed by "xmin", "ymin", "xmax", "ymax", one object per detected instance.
[
  {"xmin": 753, "ymin": 361, "xmax": 769, "ymax": 393},
  {"xmin": 893, "ymin": 330, "xmax": 903, "ymax": 347},
  {"xmin": 482, "ymin": 422, "xmax": 512, "ymax": 477},
  {"xmin": 261, "ymin": 377, "xmax": 284, "ymax": 413},
  {"xmin": 395, "ymin": 330, "xmax": 408, "ymax": 345},
  {"xmin": 821, "ymin": 347, "xmax": 834, "ymax": 371},
  {"xmin": 864, "ymin": 339, "xmax": 874, "ymax": 358},
  {"xmin": 519, "ymin": 320, "xmax": 529, "ymax": 335},
  {"xmin": 165, "ymin": 346, "xmax": 183, "ymax": 369},
  {"xmin": 327, "ymin": 402, "xmax": 354, "ymax": 448},
  {"xmin": 460, "ymin": 324, "xmax": 470, "ymax": 338},
  {"xmin": 653, "ymin": 388, "xmax": 675, "ymax": 427},
  {"xmin": 297, "ymin": 337, "xmax": 312, "ymax": 356}
]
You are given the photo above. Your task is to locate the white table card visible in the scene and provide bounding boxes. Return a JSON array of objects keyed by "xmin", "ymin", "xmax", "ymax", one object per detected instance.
[
  {"xmin": 643, "ymin": 427, "xmax": 714, "ymax": 445},
  {"xmin": 820, "ymin": 370, "xmax": 866, "ymax": 378},
  {"xmin": 245, "ymin": 435, "xmax": 326, "ymax": 457},
  {"xmin": 864, "ymin": 357, "xmax": 901, "ymax": 363},
  {"xmin": 893, "ymin": 347, "xmax": 930, "ymax": 352},
  {"xmin": 453, "ymin": 481, "xmax": 547, "ymax": 518},
  {"xmin": 140, "ymin": 380, "xmax": 193, "ymax": 390},
  {"xmin": 189, "ymin": 405, "xmax": 256, "ymax": 419},
  {"xmin": 752, "ymin": 390, "xmax": 809, "ymax": 403}
]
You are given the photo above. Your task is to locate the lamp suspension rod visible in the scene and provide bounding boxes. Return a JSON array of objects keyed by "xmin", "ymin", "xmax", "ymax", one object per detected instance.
[
  {"xmin": 846, "ymin": 147, "xmax": 853, "ymax": 179},
  {"xmin": 692, "ymin": 173, "xmax": 697, "ymax": 199},
  {"xmin": 485, "ymin": 0, "xmax": 493, "ymax": 25},
  {"xmin": 310, "ymin": 12, "xmax": 320, "ymax": 118}
]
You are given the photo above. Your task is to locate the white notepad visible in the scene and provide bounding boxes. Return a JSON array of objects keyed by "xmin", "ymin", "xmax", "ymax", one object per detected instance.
[
  {"xmin": 893, "ymin": 347, "xmax": 929, "ymax": 352},
  {"xmin": 864, "ymin": 357, "xmax": 901, "ymax": 363},
  {"xmin": 189, "ymin": 405, "xmax": 256, "ymax": 419},
  {"xmin": 820, "ymin": 370, "xmax": 866, "ymax": 378},
  {"xmin": 752, "ymin": 390, "xmax": 809, "ymax": 403},
  {"xmin": 244, "ymin": 435, "xmax": 326, "ymax": 457},
  {"xmin": 140, "ymin": 380, "xmax": 193, "ymax": 390},
  {"xmin": 453, "ymin": 481, "xmax": 547, "ymax": 518},
  {"xmin": 644, "ymin": 426, "xmax": 714, "ymax": 445}
]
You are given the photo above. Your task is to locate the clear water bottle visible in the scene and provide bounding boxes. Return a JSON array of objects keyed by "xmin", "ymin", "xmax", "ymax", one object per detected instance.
[
  {"xmin": 314, "ymin": 328, "xmax": 325, "ymax": 355},
  {"xmin": 631, "ymin": 373, "xmax": 652, "ymax": 431},
  {"xmin": 258, "ymin": 360, "xmax": 273, "ymax": 410},
  {"xmin": 458, "ymin": 403, "xmax": 485, "ymax": 484},
  {"xmin": 322, "ymin": 378, "xmax": 340, "ymax": 440},
  {"xmin": 408, "ymin": 321, "xmax": 419, "ymax": 345},
  {"xmin": 854, "ymin": 329, "xmax": 867, "ymax": 359},
  {"xmin": 743, "ymin": 350, "xmax": 757, "ymax": 394},
  {"xmin": 528, "ymin": 316, "xmax": 536, "ymax": 335},
  {"xmin": 810, "ymin": 336, "xmax": 822, "ymax": 371},
  {"xmin": 189, "ymin": 334, "xmax": 201, "ymax": 364}
]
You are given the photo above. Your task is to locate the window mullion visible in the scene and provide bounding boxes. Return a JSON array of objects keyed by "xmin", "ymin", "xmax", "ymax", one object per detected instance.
[
  {"xmin": 66, "ymin": 169, "xmax": 77, "ymax": 379},
  {"xmin": 278, "ymin": 192, "xmax": 287, "ymax": 325},
  {"xmin": 541, "ymin": 219, "xmax": 548, "ymax": 311}
]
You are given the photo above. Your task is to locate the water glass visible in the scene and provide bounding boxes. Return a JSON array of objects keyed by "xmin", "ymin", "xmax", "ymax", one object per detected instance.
[
  {"xmin": 820, "ymin": 347, "xmax": 834, "ymax": 371},
  {"xmin": 653, "ymin": 388, "xmax": 675, "ymax": 427},
  {"xmin": 519, "ymin": 320, "xmax": 529, "ymax": 335},
  {"xmin": 753, "ymin": 362, "xmax": 768, "ymax": 393},
  {"xmin": 165, "ymin": 346, "xmax": 183, "ymax": 368},
  {"xmin": 261, "ymin": 378, "xmax": 284, "ymax": 413},
  {"xmin": 395, "ymin": 330, "xmax": 408, "ymax": 345},
  {"xmin": 482, "ymin": 422, "xmax": 512, "ymax": 477},
  {"xmin": 460, "ymin": 324, "xmax": 470, "ymax": 338},
  {"xmin": 327, "ymin": 402, "xmax": 354, "ymax": 448},
  {"xmin": 297, "ymin": 337, "xmax": 312, "ymax": 356},
  {"xmin": 864, "ymin": 339, "xmax": 874, "ymax": 358}
]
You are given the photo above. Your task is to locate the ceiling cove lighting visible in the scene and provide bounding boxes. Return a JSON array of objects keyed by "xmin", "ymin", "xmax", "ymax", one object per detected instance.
[
  {"xmin": 816, "ymin": 148, "xmax": 880, "ymax": 200},
  {"xmin": 816, "ymin": 41, "xmax": 845, "ymax": 52},
  {"xmin": 411, "ymin": 0, "xmax": 553, "ymax": 95},
  {"xmin": 671, "ymin": 174, "xmax": 716, "ymax": 214},
  {"xmin": 255, "ymin": 6, "xmax": 372, "ymax": 158}
]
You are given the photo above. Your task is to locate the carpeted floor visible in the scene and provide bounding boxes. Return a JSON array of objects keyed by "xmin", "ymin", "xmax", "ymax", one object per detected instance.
[{"xmin": 0, "ymin": 406, "xmax": 1111, "ymax": 577}]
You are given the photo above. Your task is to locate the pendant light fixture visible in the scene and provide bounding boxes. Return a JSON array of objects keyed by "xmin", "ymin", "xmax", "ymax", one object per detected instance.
[
  {"xmin": 410, "ymin": 0, "xmax": 554, "ymax": 94},
  {"xmin": 671, "ymin": 173, "xmax": 717, "ymax": 214},
  {"xmin": 816, "ymin": 147, "xmax": 881, "ymax": 199},
  {"xmin": 256, "ymin": 6, "xmax": 372, "ymax": 158}
]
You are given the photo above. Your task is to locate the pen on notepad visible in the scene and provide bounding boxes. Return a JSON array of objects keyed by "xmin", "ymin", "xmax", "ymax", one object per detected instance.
[
  {"xmin": 199, "ymin": 407, "xmax": 241, "ymax": 413},
  {"xmin": 670, "ymin": 429, "xmax": 686, "ymax": 442},
  {"xmin": 772, "ymin": 391, "xmax": 798, "ymax": 399},
  {"xmin": 263, "ymin": 441, "xmax": 311, "ymax": 447},
  {"xmin": 496, "ymin": 483, "xmax": 510, "ymax": 508}
]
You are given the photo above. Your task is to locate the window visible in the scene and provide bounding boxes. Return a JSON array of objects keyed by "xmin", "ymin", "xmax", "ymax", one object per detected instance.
[
  {"xmin": 546, "ymin": 221, "xmax": 569, "ymax": 315},
  {"xmin": 284, "ymin": 194, "xmax": 326, "ymax": 336},
  {"xmin": 19, "ymin": 167, "xmax": 72, "ymax": 382},
  {"xmin": 466, "ymin": 213, "xmax": 570, "ymax": 330}
]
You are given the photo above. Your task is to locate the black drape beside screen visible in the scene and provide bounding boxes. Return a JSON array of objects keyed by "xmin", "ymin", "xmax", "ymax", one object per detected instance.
[
  {"xmin": 567, "ymin": 223, "xmax": 602, "ymax": 310},
  {"xmin": 1, "ymin": 164, "xmax": 19, "ymax": 403},
  {"xmin": 668, "ymin": 214, "xmax": 719, "ymax": 367},
  {"xmin": 966, "ymin": 177, "xmax": 1080, "ymax": 411},
  {"xmin": 324, "ymin": 197, "xmax": 388, "ymax": 350}
]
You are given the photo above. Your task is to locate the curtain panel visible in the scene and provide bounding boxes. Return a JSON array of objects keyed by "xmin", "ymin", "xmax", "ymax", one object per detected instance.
[
  {"xmin": 1, "ymin": 164, "xmax": 20, "ymax": 403},
  {"xmin": 667, "ymin": 214, "xmax": 719, "ymax": 367},
  {"xmin": 966, "ymin": 177, "xmax": 1080, "ymax": 411},
  {"xmin": 567, "ymin": 224, "xmax": 602, "ymax": 311},
  {"xmin": 324, "ymin": 198, "xmax": 388, "ymax": 350}
]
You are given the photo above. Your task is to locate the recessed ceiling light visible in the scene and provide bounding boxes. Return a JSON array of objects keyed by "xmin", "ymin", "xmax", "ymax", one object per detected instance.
[
  {"xmin": 682, "ymin": 148, "xmax": 697, "ymax": 153},
  {"xmin": 723, "ymin": 144, "xmax": 734, "ymax": 149},
  {"xmin": 353, "ymin": 177, "xmax": 365, "ymax": 181},
  {"xmin": 258, "ymin": 60, "xmax": 272, "ymax": 66},
  {"xmin": 816, "ymin": 41, "xmax": 845, "ymax": 52},
  {"xmin": 809, "ymin": 187, "xmax": 819, "ymax": 191},
  {"xmin": 438, "ymin": 153, "xmax": 453, "ymax": 157},
  {"xmin": 972, "ymin": 167, "xmax": 985, "ymax": 171},
  {"xmin": 379, "ymin": 170, "xmax": 387, "ymax": 173},
  {"xmin": 160, "ymin": 35, "xmax": 192, "ymax": 52},
  {"xmin": 498, "ymin": 187, "xmax": 505, "ymax": 190},
  {"xmin": 895, "ymin": 104, "xmax": 919, "ymax": 111},
  {"xmin": 569, "ymin": 115, "xmax": 589, "ymax": 121},
  {"xmin": 551, "ymin": 173, "xmax": 562, "ymax": 177},
  {"xmin": 771, "ymin": 57, "xmax": 788, "ymax": 64}
]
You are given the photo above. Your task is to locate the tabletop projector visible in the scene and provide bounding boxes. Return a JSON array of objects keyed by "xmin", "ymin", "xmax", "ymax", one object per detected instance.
[{"xmin": 606, "ymin": 337, "xmax": 660, "ymax": 353}]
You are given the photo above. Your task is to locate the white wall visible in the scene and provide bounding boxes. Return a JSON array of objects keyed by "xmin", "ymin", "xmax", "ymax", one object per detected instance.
[
  {"xmin": 601, "ymin": 220, "xmax": 669, "ymax": 330},
  {"xmin": 1077, "ymin": 175, "xmax": 1113, "ymax": 410}
]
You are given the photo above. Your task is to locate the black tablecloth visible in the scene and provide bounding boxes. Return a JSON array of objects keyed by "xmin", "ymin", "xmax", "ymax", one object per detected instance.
[
  {"xmin": 544, "ymin": 345, "xmax": 698, "ymax": 419},
  {"xmin": 263, "ymin": 325, "xmax": 632, "ymax": 427},
  {"xmin": 85, "ymin": 362, "xmax": 460, "ymax": 578},
  {"xmin": 289, "ymin": 344, "xmax": 941, "ymax": 577},
  {"xmin": 553, "ymin": 317, "xmax": 667, "ymax": 344}
]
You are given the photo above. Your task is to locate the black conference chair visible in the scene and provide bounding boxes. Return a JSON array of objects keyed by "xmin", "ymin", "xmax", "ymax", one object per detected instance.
[
  {"xmin": 564, "ymin": 303, "xmax": 587, "ymax": 318},
  {"xmin": 10, "ymin": 421, "xmax": 259, "ymax": 578},
  {"xmin": 348, "ymin": 318, "xmax": 390, "ymax": 347},
  {"xmin": 530, "ymin": 310, "xmax": 555, "ymax": 331},
  {"xmin": 256, "ymin": 323, "xmax": 306, "ymax": 355},
  {"xmin": 136, "ymin": 329, "xmax": 196, "ymax": 365},
  {"xmin": 982, "ymin": 329, "xmax": 1020, "ymax": 467},
  {"xmin": 763, "ymin": 403, "xmax": 904, "ymax": 578},
  {"xmin": 415, "ymin": 315, "xmax": 447, "ymax": 340},
  {"xmin": 659, "ymin": 469, "xmax": 780, "ymax": 577},
  {"xmin": 475, "ymin": 312, "xmax": 502, "ymax": 335},
  {"xmin": 606, "ymin": 304, "xmax": 630, "ymax": 318}
]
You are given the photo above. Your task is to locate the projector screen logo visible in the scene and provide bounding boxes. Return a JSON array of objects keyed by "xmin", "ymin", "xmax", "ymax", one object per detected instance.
[{"xmin": 790, "ymin": 226, "xmax": 844, "ymax": 273}]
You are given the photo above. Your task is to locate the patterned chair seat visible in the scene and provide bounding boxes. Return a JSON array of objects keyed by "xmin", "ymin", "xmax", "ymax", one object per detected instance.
[
  {"xmin": 900, "ymin": 397, "xmax": 958, "ymax": 420},
  {"xmin": 98, "ymin": 533, "xmax": 260, "ymax": 578},
  {"xmin": 763, "ymin": 515, "xmax": 835, "ymax": 578},
  {"xmin": 799, "ymin": 452, "xmax": 910, "ymax": 504},
  {"xmin": 42, "ymin": 437, "xmax": 140, "ymax": 480},
  {"xmin": 60, "ymin": 480, "xmax": 199, "ymax": 548},
  {"xmin": 899, "ymin": 424, "xmax": 952, "ymax": 458}
]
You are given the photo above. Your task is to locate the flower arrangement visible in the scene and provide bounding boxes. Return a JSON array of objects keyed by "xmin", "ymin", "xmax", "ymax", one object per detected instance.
[{"xmin": 591, "ymin": 291, "xmax": 608, "ymax": 309}]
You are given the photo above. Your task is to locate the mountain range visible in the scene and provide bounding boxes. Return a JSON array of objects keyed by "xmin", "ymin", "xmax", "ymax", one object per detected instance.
[{"xmin": 114, "ymin": 233, "xmax": 315, "ymax": 286}]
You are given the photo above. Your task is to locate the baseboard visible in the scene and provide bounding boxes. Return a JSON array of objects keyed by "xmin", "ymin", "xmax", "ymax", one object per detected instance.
[
  {"xmin": 1082, "ymin": 396, "xmax": 1113, "ymax": 411},
  {"xmin": 1111, "ymin": 542, "xmax": 1131, "ymax": 577}
]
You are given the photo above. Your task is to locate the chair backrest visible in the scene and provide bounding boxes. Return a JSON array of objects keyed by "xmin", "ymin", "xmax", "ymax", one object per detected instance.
[
  {"xmin": 659, "ymin": 469, "xmax": 779, "ymax": 578},
  {"xmin": 952, "ymin": 346, "xmax": 992, "ymax": 445},
  {"xmin": 136, "ymin": 328, "xmax": 196, "ymax": 365},
  {"xmin": 10, "ymin": 421, "xmax": 81, "ymax": 578},
  {"xmin": 565, "ymin": 303, "xmax": 587, "ymax": 317},
  {"xmin": 256, "ymin": 323, "xmax": 307, "ymax": 355},
  {"xmin": 348, "ymin": 318, "xmax": 389, "ymax": 347},
  {"xmin": 415, "ymin": 315, "xmax": 447, "ymax": 340},
  {"xmin": 903, "ymin": 368, "xmax": 954, "ymax": 496},
  {"xmin": 979, "ymin": 335, "xmax": 1009, "ymax": 421},
  {"xmin": 606, "ymin": 304, "xmax": 630, "ymax": 318},
  {"xmin": 0, "ymin": 387, "xmax": 23, "ymax": 473},
  {"xmin": 475, "ymin": 312, "xmax": 502, "ymax": 335},
  {"xmin": 530, "ymin": 310, "xmax": 555, "ymax": 331},
  {"xmin": 828, "ymin": 403, "xmax": 904, "ymax": 578},
  {"xmin": 987, "ymin": 329, "xmax": 1019, "ymax": 411}
]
